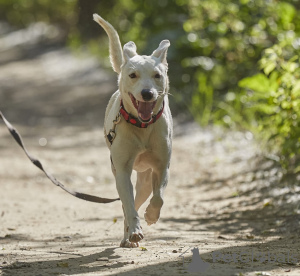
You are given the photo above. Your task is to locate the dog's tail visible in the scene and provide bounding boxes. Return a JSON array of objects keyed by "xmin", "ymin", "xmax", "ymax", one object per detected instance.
[{"xmin": 93, "ymin": 14, "xmax": 123, "ymax": 74}]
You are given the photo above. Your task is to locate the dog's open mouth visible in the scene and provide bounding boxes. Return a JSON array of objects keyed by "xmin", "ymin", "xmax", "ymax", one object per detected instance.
[{"xmin": 129, "ymin": 93, "xmax": 157, "ymax": 122}]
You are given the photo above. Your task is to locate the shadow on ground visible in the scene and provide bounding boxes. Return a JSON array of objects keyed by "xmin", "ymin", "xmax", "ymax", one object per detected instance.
[
  {"xmin": 163, "ymin": 156, "xmax": 300, "ymax": 238},
  {"xmin": 1, "ymin": 238, "xmax": 298, "ymax": 276},
  {"xmin": 1, "ymin": 247, "xmax": 125, "ymax": 276}
]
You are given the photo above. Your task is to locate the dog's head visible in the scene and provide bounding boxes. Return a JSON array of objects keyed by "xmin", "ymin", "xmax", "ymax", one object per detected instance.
[{"xmin": 119, "ymin": 40, "xmax": 170, "ymax": 123}]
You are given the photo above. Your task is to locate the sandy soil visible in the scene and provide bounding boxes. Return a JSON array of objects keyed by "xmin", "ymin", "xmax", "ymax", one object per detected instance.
[{"xmin": 0, "ymin": 26, "xmax": 300, "ymax": 276}]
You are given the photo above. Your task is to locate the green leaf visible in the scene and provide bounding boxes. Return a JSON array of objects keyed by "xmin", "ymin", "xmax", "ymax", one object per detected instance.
[
  {"xmin": 263, "ymin": 62, "xmax": 276, "ymax": 75},
  {"xmin": 292, "ymin": 81, "xmax": 300, "ymax": 97},
  {"xmin": 263, "ymin": 201, "xmax": 273, "ymax": 208},
  {"xmin": 239, "ymin": 74, "xmax": 271, "ymax": 93},
  {"xmin": 294, "ymin": 166, "xmax": 300, "ymax": 173},
  {"xmin": 277, "ymin": 2, "xmax": 296, "ymax": 25}
]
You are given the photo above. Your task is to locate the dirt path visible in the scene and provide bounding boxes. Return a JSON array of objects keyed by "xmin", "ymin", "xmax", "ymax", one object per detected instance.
[{"xmin": 0, "ymin": 28, "xmax": 300, "ymax": 276}]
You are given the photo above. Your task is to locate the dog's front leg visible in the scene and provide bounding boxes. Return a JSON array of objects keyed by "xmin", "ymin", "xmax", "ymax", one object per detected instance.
[
  {"xmin": 116, "ymin": 171, "xmax": 143, "ymax": 247},
  {"xmin": 112, "ymin": 156, "xmax": 144, "ymax": 247},
  {"xmin": 144, "ymin": 165, "xmax": 169, "ymax": 226}
]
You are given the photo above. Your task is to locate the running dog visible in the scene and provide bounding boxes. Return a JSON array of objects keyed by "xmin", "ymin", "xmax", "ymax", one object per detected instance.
[{"xmin": 93, "ymin": 14, "xmax": 172, "ymax": 248}]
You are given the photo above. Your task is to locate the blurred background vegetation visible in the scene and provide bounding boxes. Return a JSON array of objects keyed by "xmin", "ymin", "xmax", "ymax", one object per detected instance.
[{"xmin": 0, "ymin": 0, "xmax": 299, "ymax": 174}]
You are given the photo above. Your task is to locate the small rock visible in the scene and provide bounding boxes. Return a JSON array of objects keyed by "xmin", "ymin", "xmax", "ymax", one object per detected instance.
[{"xmin": 172, "ymin": 250, "xmax": 178, "ymax": 253}]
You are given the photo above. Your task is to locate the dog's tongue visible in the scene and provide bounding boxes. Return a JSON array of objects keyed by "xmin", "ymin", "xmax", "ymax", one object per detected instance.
[{"xmin": 138, "ymin": 102, "xmax": 153, "ymax": 121}]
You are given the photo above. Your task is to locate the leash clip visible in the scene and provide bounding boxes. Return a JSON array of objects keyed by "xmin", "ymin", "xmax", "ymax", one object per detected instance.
[
  {"xmin": 108, "ymin": 129, "xmax": 116, "ymax": 142},
  {"xmin": 113, "ymin": 112, "xmax": 121, "ymax": 125}
]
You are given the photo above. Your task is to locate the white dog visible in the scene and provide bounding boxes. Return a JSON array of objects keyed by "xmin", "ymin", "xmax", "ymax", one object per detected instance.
[{"xmin": 93, "ymin": 14, "xmax": 172, "ymax": 248}]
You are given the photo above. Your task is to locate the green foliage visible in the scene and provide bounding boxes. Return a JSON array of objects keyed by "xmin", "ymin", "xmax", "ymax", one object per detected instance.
[
  {"xmin": 179, "ymin": 0, "xmax": 299, "ymax": 123},
  {"xmin": 190, "ymin": 73, "xmax": 213, "ymax": 126},
  {"xmin": 0, "ymin": 0, "xmax": 77, "ymax": 28},
  {"xmin": 238, "ymin": 40, "xmax": 300, "ymax": 172}
]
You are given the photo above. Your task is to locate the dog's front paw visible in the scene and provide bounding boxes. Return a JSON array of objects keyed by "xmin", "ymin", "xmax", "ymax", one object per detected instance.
[
  {"xmin": 120, "ymin": 238, "xmax": 140, "ymax": 248},
  {"xmin": 144, "ymin": 205, "xmax": 161, "ymax": 225},
  {"xmin": 129, "ymin": 230, "xmax": 144, "ymax": 243},
  {"xmin": 144, "ymin": 196, "xmax": 163, "ymax": 225}
]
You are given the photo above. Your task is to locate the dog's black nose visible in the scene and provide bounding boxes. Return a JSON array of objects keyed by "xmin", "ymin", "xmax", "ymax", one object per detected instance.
[{"xmin": 141, "ymin": 89, "xmax": 153, "ymax": 101}]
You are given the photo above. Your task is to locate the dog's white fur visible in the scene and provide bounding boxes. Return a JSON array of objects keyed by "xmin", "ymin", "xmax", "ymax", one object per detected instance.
[{"xmin": 93, "ymin": 14, "xmax": 172, "ymax": 248}]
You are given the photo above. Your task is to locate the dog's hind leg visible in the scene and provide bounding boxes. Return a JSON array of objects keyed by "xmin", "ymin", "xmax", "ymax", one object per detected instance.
[{"xmin": 135, "ymin": 169, "xmax": 153, "ymax": 211}]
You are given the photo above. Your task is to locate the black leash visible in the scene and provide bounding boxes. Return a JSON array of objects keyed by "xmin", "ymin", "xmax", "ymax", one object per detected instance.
[{"xmin": 0, "ymin": 111, "xmax": 120, "ymax": 204}]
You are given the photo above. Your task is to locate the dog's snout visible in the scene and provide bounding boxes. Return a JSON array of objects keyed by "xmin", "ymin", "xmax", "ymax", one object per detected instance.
[{"xmin": 141, "ymin": 89, "xmax": 154, "ymax": 101}]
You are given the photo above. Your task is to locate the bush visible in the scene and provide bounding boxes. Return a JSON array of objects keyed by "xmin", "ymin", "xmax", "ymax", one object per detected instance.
[{"xmin": 237, "ymin": 38, "xmax": 300, "ymax": 173}]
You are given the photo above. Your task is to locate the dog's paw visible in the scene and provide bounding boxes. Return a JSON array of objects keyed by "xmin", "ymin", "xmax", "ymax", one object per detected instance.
[
  {"xmin": 144, "ymin": 205, "xmax": 160, "ymax": 225},
  {"xmin": 120, "ymin": 238, "xmax": 140, "ymax": 248},
  {"xmin": 129, "ymin": 229, "xmax": 144, "ymax": 243},
  {"xmin": 144, "ymin": 197, "xmax": 163, "ymax": 225}
]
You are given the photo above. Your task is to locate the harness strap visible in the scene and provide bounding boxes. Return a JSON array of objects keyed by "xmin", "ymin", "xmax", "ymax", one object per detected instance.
[{"xmin": 0, "ymin": 111, "xmax": 120, "ymax": 204}]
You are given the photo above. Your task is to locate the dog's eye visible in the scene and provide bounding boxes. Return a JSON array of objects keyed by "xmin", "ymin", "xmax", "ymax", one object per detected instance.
[
  {"xmin": 155, "ymin": 73, "xmax": 161, "ymax": 79},
  {"xmin": 129, "ymin": 73, "xmax": 137, "ymax": 79}
]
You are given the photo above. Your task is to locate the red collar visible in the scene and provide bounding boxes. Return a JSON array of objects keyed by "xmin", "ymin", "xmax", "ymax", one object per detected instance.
[{"xmin": 120, "ymin": 100, "xmax": 164, "ymax": 128}]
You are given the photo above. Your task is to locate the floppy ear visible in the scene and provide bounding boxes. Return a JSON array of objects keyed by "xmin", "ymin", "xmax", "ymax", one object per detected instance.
[
  {"xmin": 123, "ymin": 41, "xmax": 137, "ymax": 62},
  {"xmin": 151, "ymin": 40, "xmax": 170, "ymax": 66}
]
